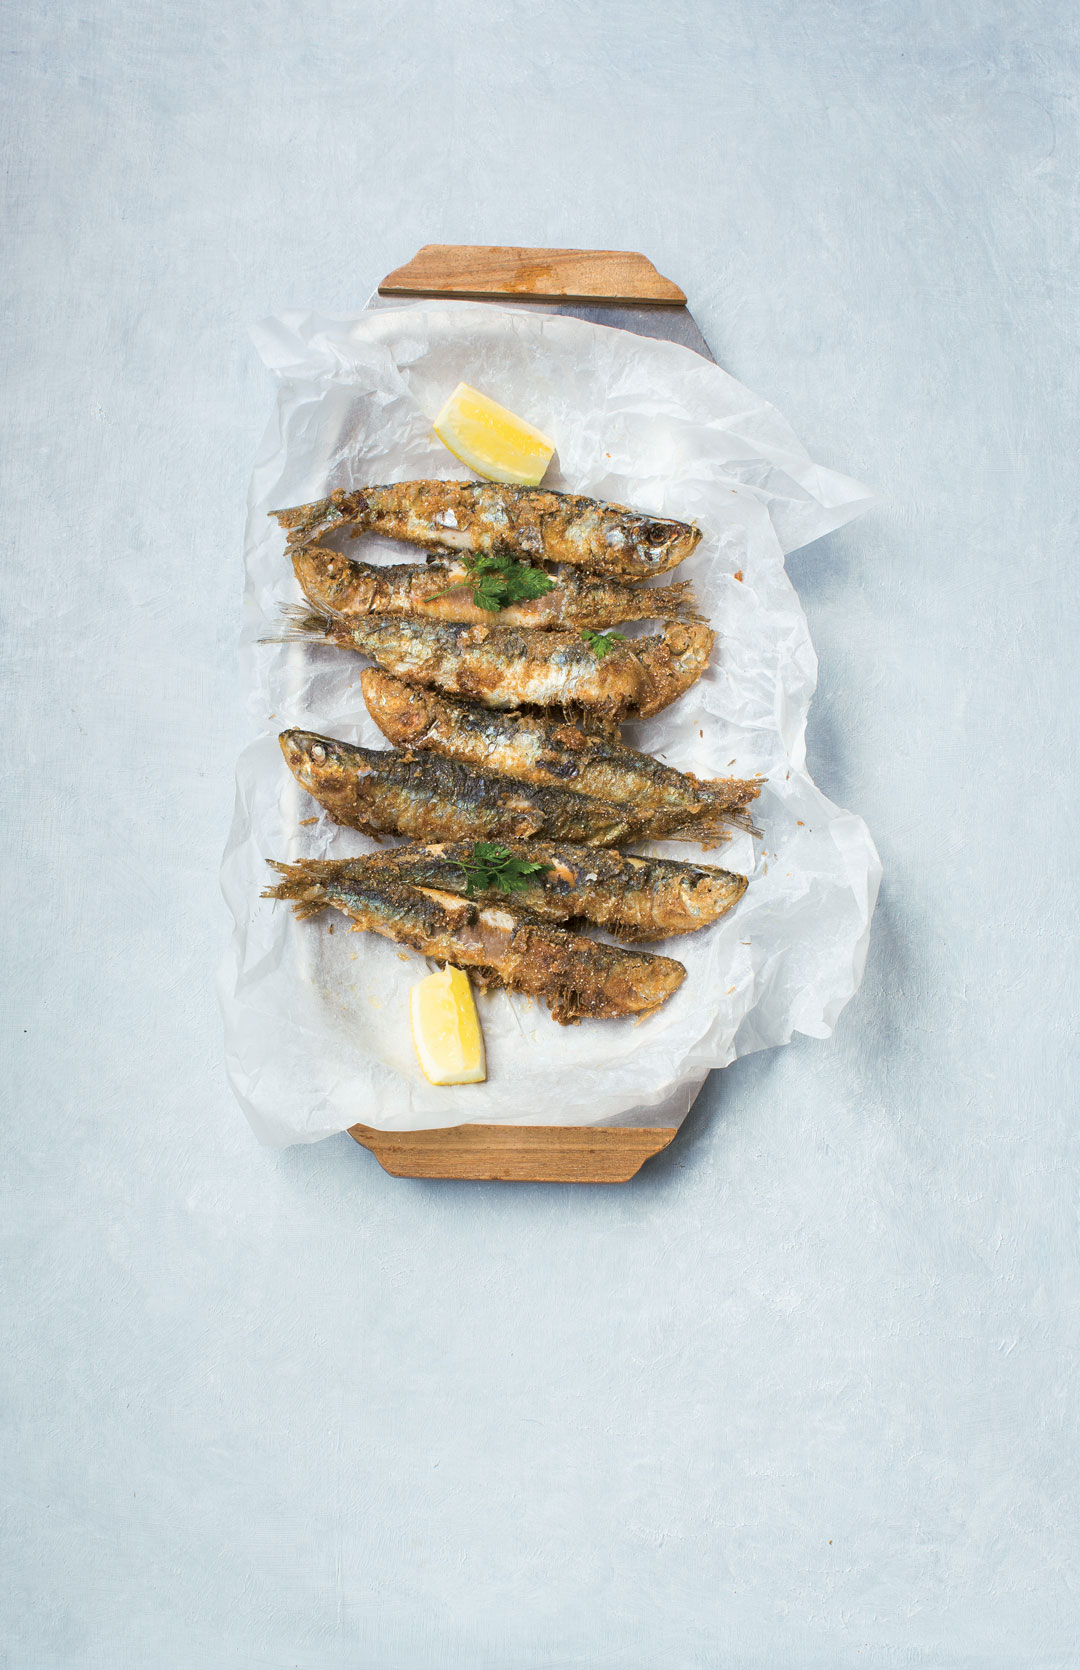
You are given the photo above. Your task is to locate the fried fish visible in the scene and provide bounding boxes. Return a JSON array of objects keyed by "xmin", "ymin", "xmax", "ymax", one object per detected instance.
[
  {"xmin": 287, "ymin": 612, "xmax": 714, "ymax": 722},
  {"xmin": 279, "ymin": 730, "xmax": 689, "ymax": 846},
  {"xmin": 361, "ymin": 671, "xmax": 760, "ymax": 840},
  {"xmin": 291, "ymin": 545, "xmax": 700, "ymax": 630},
  {"xmin": 264, "ymin": 869, "xmax": 686, "ymax": 1024},
  {"xmin": 271, "ymin": 481, "xmax": 701, "ymax": 579},
  {"xmin": 268, "ymin": 842, "xmax": 748, "ymax": 943}
]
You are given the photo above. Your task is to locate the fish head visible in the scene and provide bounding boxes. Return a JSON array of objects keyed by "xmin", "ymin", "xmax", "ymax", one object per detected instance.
[
  {"xmin": 360, "ymin": 668, "xmax": 437, "ymax": 745},
  {"xmin": 291, "ymin": 546, "xmax": 375, "ymax": 617},
  {"xmin": 631, "ymin": 621, "xmax": 717, "ymax": 720},
  {"xmin": 279, "ymin": 729, "xmax": 362, "ymax": 802},
  {"xmin": 689, "ymin": 869, "xmax": 748, "ymax": 918},
  {"xmin": 660, "ymin": 622, "xmax": 715, "ymax": 687},
  {"xmin": 271, "ymin": 488, "xmax": 370, "ymax": 546},
  {"xmin": 624, "ymin": 514, "xmax": 702, "ymax": 572},
  {"xmin": 649, "ymin": 955, "xmax": 688, "ymax": 1005}
]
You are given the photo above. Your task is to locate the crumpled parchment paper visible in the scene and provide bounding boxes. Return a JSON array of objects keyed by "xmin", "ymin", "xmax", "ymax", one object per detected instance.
[{"xmin": 219, "ymin": 303, "xmax": 881, "ymax": 1145}]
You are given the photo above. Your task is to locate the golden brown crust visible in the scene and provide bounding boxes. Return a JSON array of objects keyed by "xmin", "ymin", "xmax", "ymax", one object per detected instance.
[
  {"xmin": 359, "ymin": 671, "xmax": 756, "ymax": 837},
  {"xmin": 265, "ymin": 480, "xmax": 759, "ymax": 1035},
  {"xmin": 264, "ymin": 865, "xmax": 686, "ymax": 1023},
  {"xmin": 279, "ymin": 730, "xmax": 675, "ymax": 847},
  {"xmin": 291, "ymin": 545, "xmax": 701, "ymax": 629},
  {"xmin": 294, "ymin": 613, "xmax": 711, "ymax": 722},
  {"xmin": 271, "ymin": 481, "xmax": 701, "ymax": 578},
  {"xmin": 267, "ymin": 843, "xmax": 747, "ymax": 943}
]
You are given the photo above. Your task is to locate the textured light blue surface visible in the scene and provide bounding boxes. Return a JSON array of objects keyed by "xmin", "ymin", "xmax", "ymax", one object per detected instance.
[{"xmin": 2, "ymin": 2, "xmax": 1078, "ymax": 1665}]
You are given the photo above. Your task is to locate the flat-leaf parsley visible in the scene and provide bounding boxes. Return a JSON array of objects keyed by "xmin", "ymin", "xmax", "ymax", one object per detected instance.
[
  {"xmin": 580, "ymin": 628, "xmax": 626, "ymax": 658},
  {"xmin": 440, "ymin": 551, "xmax": 556, "ymax": 613},
  {"xmin": 456, "ymin": 842, "xmax": 548, "ymax": 896}
]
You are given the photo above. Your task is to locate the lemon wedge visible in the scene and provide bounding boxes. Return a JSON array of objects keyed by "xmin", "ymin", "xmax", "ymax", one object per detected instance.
[
  {"xmin": 433, "ymin": 382, "xmax": 555, "ymax": 486},
  {"xmin": 409, "ymin": 965, "xmax": 487, "ymax": 1085}
]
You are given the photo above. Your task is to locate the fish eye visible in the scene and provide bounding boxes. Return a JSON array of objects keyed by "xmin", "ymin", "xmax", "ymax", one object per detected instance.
[
  {"xmin": 310, "ymin": 742, "xmax": 327, "ymax": 762},
  {"xmin": 644, "ymin": 522, "xmax": 671, "ymax": 546}
]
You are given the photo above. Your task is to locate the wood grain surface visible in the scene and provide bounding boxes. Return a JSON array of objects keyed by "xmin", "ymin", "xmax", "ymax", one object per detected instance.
[
  {"xmin": 378, "ymin": 243, "xmax": 686, "ymax": 305},
  {"xmin": 348, "ymin": 1122, "xmax": 679, "ymax": 1183}
]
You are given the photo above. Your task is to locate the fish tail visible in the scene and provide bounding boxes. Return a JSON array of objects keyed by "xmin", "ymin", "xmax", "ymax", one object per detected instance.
[
  {"xmin": 651, "ymin": 579, "xmax": 705, "ymax": 622},
  {"xmin": 262, "ymin": 859, "xmax": 331, "ymax": 919},
  {"xmin": 668, "ymin": 805, "xmax": 761, "ymax": 843},
  {"xmin": 693, "ymin": 777, "xmax": 763, "ymax": 814},
  {"xmin": 260, "ymin": 607, "xmax": 337, "ymax": 646},
  {"xmin": 727, "ymin": 806, "xmax": 763, "ymax": 838},
  {"xmin": 665, "ymin": 817, "xmax": 733, "ymax": 846}
]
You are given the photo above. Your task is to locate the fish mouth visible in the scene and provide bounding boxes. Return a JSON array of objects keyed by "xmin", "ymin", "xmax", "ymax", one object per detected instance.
[
  {"xmin": 663, "ymin": 621, "xmax": 713, "ymax": 661},
  {"xmin": 361, "ymin": 669, "xmax": 436, "ymax": 744},
  {"xmin": 279, "ymin": 728, "xmax": 337, "ymax": 790},
  {"xmin": 273, "ymin": 487, "xmax": 370, "ymax": 544},
  {"xmin": 660, "ymin": 521, "xmax": 701, "ymax": 563},
  {"xmin": 291, "ymin": 547, "xmax": 349, "ymax": 610}
]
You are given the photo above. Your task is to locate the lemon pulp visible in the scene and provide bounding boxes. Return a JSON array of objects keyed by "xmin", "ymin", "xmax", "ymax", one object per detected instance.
[
  {"xmin": 433, "ymin": 382, "xmax": 555, "ymax": 486},
  {"xmin": 409, "ymin": 964, "xmax": 487, "ymax": 1085}
]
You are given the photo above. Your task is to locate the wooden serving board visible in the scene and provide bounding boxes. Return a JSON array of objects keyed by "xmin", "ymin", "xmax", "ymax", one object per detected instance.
[
  {"xmin": 379, "ymin": 244, "xmax": 685, "ymax": 306},
  {"xmin": 349, "ymin": 1121, "xmax": 678, "ymax": 1184},
  {"xmin": 351, "ymin": 243, "xmax": 691, "ymax": 1184}
]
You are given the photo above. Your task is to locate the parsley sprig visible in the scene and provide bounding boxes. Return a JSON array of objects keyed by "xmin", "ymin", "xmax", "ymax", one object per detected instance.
[
  {"xmin": 437, "ymin": 551, "xmax": 556, "ymax": 613},
  {"xmin": 457, "ymin": 842, "xmax": 548, "ymax": 897},
  {"xmin": 581, "ymin": 628, "xmax": 626, "ymax": 658}
]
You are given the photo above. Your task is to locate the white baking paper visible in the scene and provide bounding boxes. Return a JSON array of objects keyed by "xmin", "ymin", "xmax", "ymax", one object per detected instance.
[{"xmin": 219, "ymin": 303, "xmax": 881, "ymax": 1146}]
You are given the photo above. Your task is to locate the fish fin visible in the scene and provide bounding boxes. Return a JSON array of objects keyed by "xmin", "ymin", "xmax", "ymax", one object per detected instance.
[
  {"xmin": 652, "ymin": 578, "xmax": 705, "ymax": 623},
  {"xmin": 668, "ymin": 806, "xmax": 761, "ymax": 842},
  {"xmin": 566, "ymin": 706, "xmax": 624, "ymax": 739},
  {"xmin": 259, "ymin": 607, "xmax": 335, "ymax": 646},
  {"xmin": 262, "ymin": 859, "xmax": 330, "ymax": 919},
  {"xmin": 665, "ymin": 823, "xmax": 732, "ymax": 847},
  {"xmin": 691, "ymin": 775, "xmax": 763, "ymax": 809},
  {"xmin": 729, "ymin": 808, "xmax": 763, "ymax": 838}
]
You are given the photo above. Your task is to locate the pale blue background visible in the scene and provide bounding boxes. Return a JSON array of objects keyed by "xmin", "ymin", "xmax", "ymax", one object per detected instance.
[{"xmin": 3, "ymin": 2, "xmax": 1078, "ymax": 1666}]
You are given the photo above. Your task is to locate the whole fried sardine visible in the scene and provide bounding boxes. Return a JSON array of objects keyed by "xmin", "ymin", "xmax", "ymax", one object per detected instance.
[
  {"xmin": 288, "ymin": 612, "xmax": 714, "ymax": 722},
  {"xmin": 291, "ymin": 545, "xmax": 700, "ymax": 630},
  {"xmin": 280, "ymin": 730, "xmax": 687, "ymax": 846},
  {"xmin": 362, "ymin": 671, "xmax": 761, "ymax": 840},
  {"xmin": 271, "ymin": 482, "xmax": 701, "ymax": 579},
  {"xmin": 267, "ymin": 842, "xmax": 748, "ymax": 943},
  {"xmin": 263, "ymin": 871, "xmax": 685, "ymax": 1024}
]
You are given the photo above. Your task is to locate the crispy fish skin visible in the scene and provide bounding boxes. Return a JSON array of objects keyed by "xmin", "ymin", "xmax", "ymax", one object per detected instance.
[
  {"xmin": 361, "ymin": 670, "xmax": 760, "ymax": 835},
  {"xmin": 268, "ymin": 842, "xmax": 748, "ymax": 942},
  {"xmin": 271, "ymin": 482, "xmax": 701, "ymax": 579},
  {"xmin": 292, "ymin": 611, "xmax": 714, "ymax": 722},
  {"xmin": 279, "ymin": 730, "xmax": 664, "ymax": 846},
  {"xmin": 263, "ymin": 871, "xmax": 686, "ymax": 1024},
  {"xmin": 629, "ymin": 621, "xmax": 715, "ymax": 720},
  {"xmin": 292, "ymin": 545, "xmax": 700, "ymax": 629}
]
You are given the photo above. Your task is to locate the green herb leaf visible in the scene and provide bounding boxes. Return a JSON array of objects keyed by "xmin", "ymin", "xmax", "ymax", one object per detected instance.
[
  {"xmin": 472, "ymin": 569, "xmax": 509, "ymax": 612},
  {"xmin": 581, "ymin": 628, "xmax": 627, "ymax": 659},
  {"xmin": 455, "ymin": 550, "xmax": 557, "ymax": 613},
  {"xmin": 507, "ymin": 565, "xmax": 557, "ymax": 601},
  {"xmin": 456, "ymin": 842, "xmax": 549, "ymax": 897}
]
